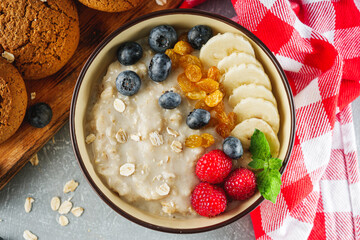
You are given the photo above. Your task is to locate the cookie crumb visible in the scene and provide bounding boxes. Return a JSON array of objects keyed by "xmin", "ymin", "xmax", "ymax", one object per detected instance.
[
  {"xmin": 24, "ymin": 197, "xmax": 34, "ymax": 213},
  {"xmin": 58, "ymin": 215, "xmax": 69, "ymax": 226},
  {"xmin": 23, "ymin": 230, "xmax": 38, "ymax": 240},
  {"xmin": 155, "ymin": 0, "xmax": 167, "ymax": 6},
  {"xmin": 30, "ymin": 92, "xmax": 36, "ymax": 100},
  {"xmin": 29, "ymin": 154, "xmax": 39, "ymax": 166},
  {"xmin": 63, "ymin": 180, "xmax": 79, "ymax": 193},
  {"xmin": 1, "ymin": 51, "xmax": 15, "ymax": 63},
  {"xmin": 71, "ymin": 207, "xmax": 84, "ymax": 217}
]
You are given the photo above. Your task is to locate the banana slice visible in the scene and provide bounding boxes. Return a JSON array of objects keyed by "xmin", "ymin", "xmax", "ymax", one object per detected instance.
[
  {"xmin": 217, "ymin": 52, "xmax": 263, "ymax": 73},
  {"xmin": 199, "ymin": 32, "xmax": 255, "ymax": 67},
  {"xmin": 229, "ymin": 84, "xmax": 277, "ymax": 107},
  {"xmin": 222, "ymin": 64, "xmax": 272, "ymax": 95},
  {"xmin": 231, "ymin": 118, "xmax": 280, "ymax": 157},
  {"xmin": 233, "ymin": 98, "xmax": 280, "ymax": 133}
]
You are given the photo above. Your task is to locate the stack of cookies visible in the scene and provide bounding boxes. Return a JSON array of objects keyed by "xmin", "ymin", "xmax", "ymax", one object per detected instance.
[
  {"xmin": 0, "ymin": 0, "xmax": 80, "ymax": 144},
  {"xmin": 0, "ymin": 0, "xmax": 145, "ymax": 144}
]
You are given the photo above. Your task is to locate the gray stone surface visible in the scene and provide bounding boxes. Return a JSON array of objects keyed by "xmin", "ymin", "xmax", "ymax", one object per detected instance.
[{"xmin": 0, "ymin": 0, "xmax": 359, "ymax": 239}]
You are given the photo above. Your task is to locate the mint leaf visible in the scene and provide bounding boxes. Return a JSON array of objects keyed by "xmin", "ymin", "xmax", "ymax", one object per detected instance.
[
  {"xmin": 256, "ymin": 169, "xmax": 281, "ymax": 203},
  {"xmin": 248, "ymin": 158, "xmax": 265, "ymax": 169},
  {"xmin": 249, "ymin": 129, "xmax": 271, "ymax": 160},
  {"xmin": 268, "ymin": 158, "xmax": 282, "ymax": 170}
]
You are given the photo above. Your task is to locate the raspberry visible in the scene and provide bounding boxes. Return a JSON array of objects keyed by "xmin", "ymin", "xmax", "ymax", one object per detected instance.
[
  {"xmin": 196, "ymin": 149, "xmax": 232, "ymax": 184},
  {"xmin": 224, "ymin": 168, "xmax": 257, "ymax": 200},
  {"xmin": 191, "ymin": 182, "xmax": 227, "ymax": 217}
]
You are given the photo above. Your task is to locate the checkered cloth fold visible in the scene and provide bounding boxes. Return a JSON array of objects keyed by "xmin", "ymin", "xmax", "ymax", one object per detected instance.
[{"xmin": 180, "ymin": 0, "xmax": 360, "ymax": 239}]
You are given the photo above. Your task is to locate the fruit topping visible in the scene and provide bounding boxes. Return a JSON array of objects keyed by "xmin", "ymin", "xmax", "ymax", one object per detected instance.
[
  {"xmin": 115, "ymin": 70, "xmax": 141, "ymax": 96},
  {"xmin": 187, "ymin": 25, "xmax": 213, "ymax": 50},
  {"xmin": 173, "ymin": 41, "xmax": 193, "ymax": 55},
  {"xmin": 185, "ymin": 91, "xmax": 206, "ymax": 100},
  {"xmin": 195, "ymin": 149, "xmax": 232, "ymax": 184},
  {"xmin": 179, "ymin": 55, "xmax": 202, "ymax": 69},
  {"xmin": 207, "ymin": 66, "xmax": 221, "ymax": 81},
  {"xmin": 185, "ymin": 133, "xmax": 215, "ymax": 148},
  {"xmin": 205, "ymin": 89, "xmax": 223, "ymax": 107},
  {"xmin": 158, "ymin": 91, "xmax": 181, "ymax": 109},
  {"xmin": 191, "ymin": 182, "xmax": 227, "ymax": 217},
  {"xmin": 177, "ymin": 73, "xmax": 197, "ymax": 92},
  {"xmin": 149, "ymin": 53, "xmax": 172, "ymax": 82},
  {"xmin": 185, "ymin": 64, "xmax": 202, "ymax": 82},
  {"xmin": 185, "ymin": 134, "xmax": 203, "ymax": 148},
  {"xmin": 224, "ymin": 168, "xmax": 256, "ymax": 200},
  {"xmin": 27, "ymin": 103, "xmax": 53, "ymax": 128},
  {"xmin": 165, "ymin": 49, "xmax": 180, "ymax": 68},
  {"xmin": 186, "ymin": 108, "xmax": 210, "ymax": 129},
  {"xmin": 216, "ymin": 123, "xmax": 232, "ymax": 138},
  {"xmin": 196, "ymin": 78, "xmax": 219, "ymax": 93},
  {"xmin": 117, "ymin": 42, "xmax": 143, "ymax": 66},
  {"xmin": 200, "ymin": 133, "xmax": 215, "ymax": 148},
  {"xmin": 148, "ymin": 25, "xmax": 178, "ymax": 53},
  {"xmin": 223, "ymin": 136, "xmax": 243, "ymax": 159}
]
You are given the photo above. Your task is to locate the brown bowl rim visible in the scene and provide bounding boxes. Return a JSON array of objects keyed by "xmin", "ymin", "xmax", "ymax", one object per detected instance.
[{"xmin": 70, "ymin": 8, "xmax": 296, "ymax": 234}]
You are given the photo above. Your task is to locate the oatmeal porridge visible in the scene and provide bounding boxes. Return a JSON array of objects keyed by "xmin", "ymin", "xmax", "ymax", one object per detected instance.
[{"xmin": 86, "ymin": 25, "xmax": 281, "ymax": 218}]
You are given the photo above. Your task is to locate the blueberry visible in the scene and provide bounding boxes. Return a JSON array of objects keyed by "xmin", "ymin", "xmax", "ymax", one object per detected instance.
[
  {"xmin": 186, "ymin": 109, "xmax": 211, "ymax": 129},
  {"xmin": 187, "ymin": 25, "xmax": 213, "ymax": 50},
  {"xmin": 27, "ymin": 103, "xmax": 52, "ymax": 128},
  {"xmin": 148, "ymin": 53, "xmax": 172, "ymax": 82},
  {"xmin": 223, "ymin": 136, "xmax": 243, "ymax": 159},
  {"xmin": 117, "ymin": 41, "xmax": 143, "ymax": 66},
  {"xmin": 158, "ymin": 91, "xmax": 181, "ymax": 109},
  {"xmin": 116, "ymin": 70, "xmax": 141, "ymax": 96},
  {"xmin": 149, "ymin": 25, "xmax": 177, "ymax": 53}
]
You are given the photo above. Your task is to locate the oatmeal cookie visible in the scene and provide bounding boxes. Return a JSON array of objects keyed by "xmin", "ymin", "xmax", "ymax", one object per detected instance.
[
  {"xmin": 0, "ymin": 58, "xmax": 27, "ymax": 144},
  {"xmin": 78, "ymin": 0, "xmax": 141, "ymax": 12},
  {"xmin": 0, "ymin": 0, "xmax": 80, "ymax": 80}
]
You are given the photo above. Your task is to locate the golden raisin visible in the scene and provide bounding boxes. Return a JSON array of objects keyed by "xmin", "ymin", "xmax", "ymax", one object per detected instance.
[
  {"xmin": 215, "ymin": 111, "xmax": 230, "ymax": 125},
  {"xmin": 196, "ymin": 78, "xmax": 219, "ymax": 93},
  {"xmin": 179, "ymin": 55, "xmax": 202, "ymax": 69},
  {"xmin": 201, "ymin": 133, "xmax": 215, "ymax": 148},
  {"xmin": 213, "ymin": 101, "xmax": 224, "ymax": 113},
  {"xmin": 177, "ymin": 73, "xmax": 197, "ymax": 92},
  {"xmin": 185, "ymin": 135, "xmax": 203, "ymax": 148},
  {"xmin": 174, "ymin": 41, "xmax": 193, "ymax": 55},
  {"xmin": 179, "ymin": 32, "xmax": 188, "ymax": 42},
  {"xmin": 165, "ymin": 49, "xmax": 180, "ymax": 68},
  {"xmin": 228, "ymin": 112, "xmax": 237, "ymax": 130},
  {"xmin": 216, "ymin": 123, "xmax": 231, "ymax": 138},
  {"xmin": 207, "ymin": 66, "xmax": 221, "ymax": 81},
  {"xmin": 185, "ymin": 64, "xmax": 202, "ymax": 82},
  {"xmin": 195, "ymin": 99, "xmax": 212, "ymax": 111},
  {"xmin": 205, "ymin": 90, "xmax": 224, "ymax": 107},
  {"xmin": 186, "ymin": 91, "xmax": 207, "ymax": 100}
]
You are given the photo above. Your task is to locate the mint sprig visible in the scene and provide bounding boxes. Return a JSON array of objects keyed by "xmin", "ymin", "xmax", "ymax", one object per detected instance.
[{"xmin": 249, "ymin": 129, "xmax": 282, "ymax": 203}]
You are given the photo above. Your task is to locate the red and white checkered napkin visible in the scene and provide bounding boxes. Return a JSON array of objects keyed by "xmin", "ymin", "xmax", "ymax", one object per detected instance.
[{"xmin": 181, "ymin": 0, "xmax": 360, "ymax": 239}]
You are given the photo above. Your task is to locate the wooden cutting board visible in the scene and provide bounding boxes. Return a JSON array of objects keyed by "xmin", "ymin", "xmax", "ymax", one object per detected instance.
[{"xmin": 0, "ymin": 0, "xmax": 183, "ymax": 190}]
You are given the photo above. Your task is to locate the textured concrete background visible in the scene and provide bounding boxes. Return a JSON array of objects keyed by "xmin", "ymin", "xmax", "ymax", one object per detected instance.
[{"xmin": 1, "ymin": 0, "xmax": 359, "ymax": 239}]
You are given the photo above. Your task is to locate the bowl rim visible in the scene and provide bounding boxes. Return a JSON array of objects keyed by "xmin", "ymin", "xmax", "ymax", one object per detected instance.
[{"xmin": 70, "ymin": 8, "xmax": 296, "ymax": 234}]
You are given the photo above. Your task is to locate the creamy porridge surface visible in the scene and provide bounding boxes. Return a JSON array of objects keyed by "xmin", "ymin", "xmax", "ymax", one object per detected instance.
[{"xmin": 86, "ymin": 38, "xmax": 226, "ymax": 217}]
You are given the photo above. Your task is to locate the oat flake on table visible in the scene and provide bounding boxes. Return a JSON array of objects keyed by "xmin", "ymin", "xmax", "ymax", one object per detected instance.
[
  {"xmin": 63, "ymin": 180, "xmax": 79, "ymax": 193},
  {"xmin": 23, "ymin": 230, "xmax": 38, "ymax": 240},
  {"xmin": 58, "ymin": 200, "xmax": 72, "ymax": 214},
  {"xmin": 24, "ymin": 197, "xmax": 34, "ymax": 213},
  {"xmin": 29, "ymin": 154, "xmax": 39, "ymax": 166},
  {"xmin": 1, "ymin": 51, "xmax": 15, "ymax": 63},
  {"xmin": 58, "ymin": 215, "xmax": 69, "ymax": 226},
  {"xmin": 71, "ymin": 207, "xmax": 84, "ymax": 217},
  {"xmin": 155, "ymin": 0, "xmax": 167, "ymax": 6},
  {"xmin": 51, "ymin": 196, "xmax": 61, "ymax": 211}
]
